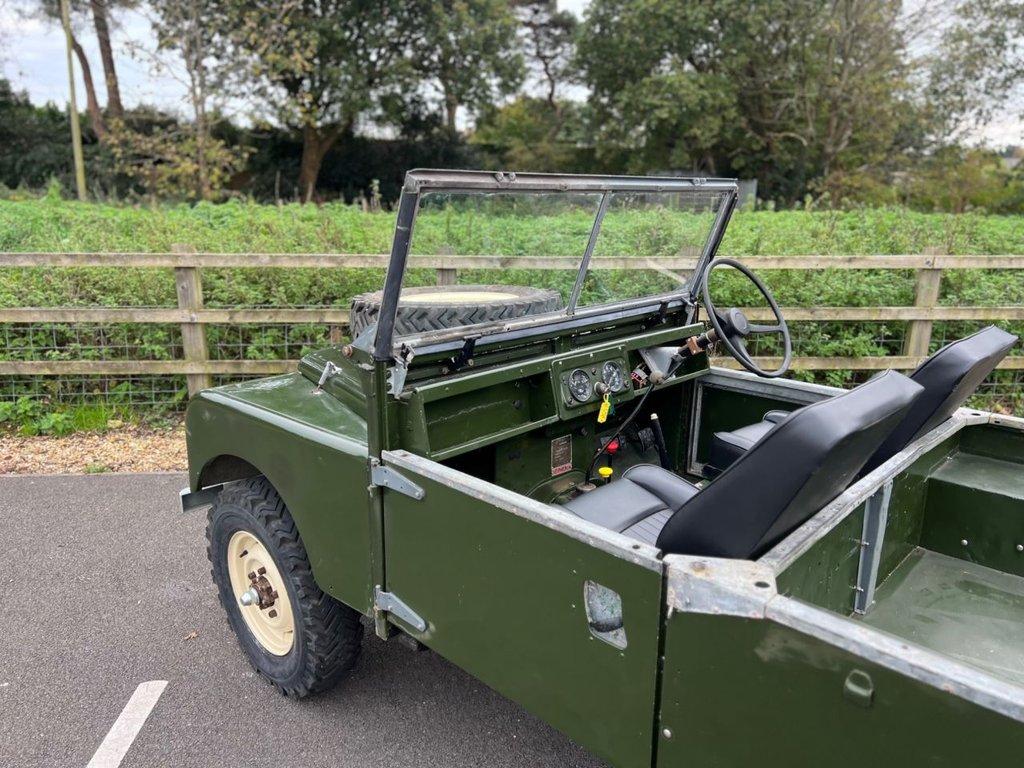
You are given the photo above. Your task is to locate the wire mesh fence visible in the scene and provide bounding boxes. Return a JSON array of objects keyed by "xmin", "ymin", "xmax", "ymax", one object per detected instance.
[{"xmin": 1, "ymin": 253, "xmax": 1022, "ymax": 418}]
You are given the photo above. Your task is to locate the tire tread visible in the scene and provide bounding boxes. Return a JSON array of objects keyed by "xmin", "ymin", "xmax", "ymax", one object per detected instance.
[{"xmin": 206, "ymin": 477, "xmax": 362, "ymax": 698}]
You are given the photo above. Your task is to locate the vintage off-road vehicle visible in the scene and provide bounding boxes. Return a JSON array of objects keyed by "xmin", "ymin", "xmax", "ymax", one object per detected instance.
[{"xmin": 182, "ymin": 170, "xmax": 1024, "ymax": 767}]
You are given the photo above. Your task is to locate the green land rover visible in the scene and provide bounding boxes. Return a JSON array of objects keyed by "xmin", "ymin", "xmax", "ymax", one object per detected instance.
[{"xmin": 182, "ymin": 170, "xmax": 1024, "ymax": 767}]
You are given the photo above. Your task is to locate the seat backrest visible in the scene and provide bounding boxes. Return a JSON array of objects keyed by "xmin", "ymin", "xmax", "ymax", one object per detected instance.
[
  {"xmin": 860, "ymin": 325, "xmax": 1017, "ymax": 475},
  {"xmin": 656, "ymin": 371, "xmax": 922, "ymax": 560}
]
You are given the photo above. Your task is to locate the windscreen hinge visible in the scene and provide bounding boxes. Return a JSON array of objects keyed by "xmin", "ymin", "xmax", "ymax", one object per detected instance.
[
  {"xmin": 386, "ymin": 343, "xmax": 415, "ymax": 396},
  {"xmin": 656, "ymin": 300, "xmax": 671, "ymax": 323},
  {"xmin": 374, "ymin": 586, "xmax": 427, "ymax": 632},
  {"xmin": 369, "ymin": 458, "xmax": 425, "ymax": 500}
]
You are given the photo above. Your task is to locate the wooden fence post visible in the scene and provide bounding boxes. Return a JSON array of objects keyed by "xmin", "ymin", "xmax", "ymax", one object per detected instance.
[
  {"xmin": 436, "ymin": 267, "xmax": 458, "ymax": 286},
  {"xmin": 173, "ymin": 244, "xmax": 212, "ymax": 396},
  {"xmin": 903, "ymin": 248, "xmax": 943, "ymax": 362}
]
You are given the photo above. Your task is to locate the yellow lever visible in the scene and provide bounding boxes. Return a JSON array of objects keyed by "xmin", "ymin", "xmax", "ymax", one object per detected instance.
[{"xmin": 598, "ymin": 466, "xmax": 614, "ymax": 481}]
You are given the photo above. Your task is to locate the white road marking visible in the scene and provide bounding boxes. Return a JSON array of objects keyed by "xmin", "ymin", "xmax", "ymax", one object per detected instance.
[{"xmin": 86, "ymin": 681, "xmax": 168, "ymax": 768}]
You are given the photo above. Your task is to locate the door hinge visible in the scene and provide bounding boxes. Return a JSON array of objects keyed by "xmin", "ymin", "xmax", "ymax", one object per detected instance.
[
  {"xmin": 369, "ymin": 458, "xmax": 425, "ymax": 500},
  {"xmin": 374, "ymin": 586, "xmax": 427, "ymax": 632}
]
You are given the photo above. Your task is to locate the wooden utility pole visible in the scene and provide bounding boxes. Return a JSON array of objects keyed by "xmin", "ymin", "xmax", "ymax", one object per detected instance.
[{"xmin": 59, "ymin": 0, "xmax": 88, "ymax": 201}]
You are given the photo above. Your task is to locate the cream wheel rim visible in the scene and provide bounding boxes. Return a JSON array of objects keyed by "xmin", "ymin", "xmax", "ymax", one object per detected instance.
[{"xmin": 226, "ymin": 530, "xmax": 296, "ymax": 656}]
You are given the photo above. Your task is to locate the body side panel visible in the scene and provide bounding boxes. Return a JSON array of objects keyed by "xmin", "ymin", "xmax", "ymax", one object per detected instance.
[
  {"xmin": 656, "ymin": 609, "xmax": 1024, "ymax": 767},
  {"xmin": 380, "ymin": 450, "xmax": 664, "ymax": 768}
]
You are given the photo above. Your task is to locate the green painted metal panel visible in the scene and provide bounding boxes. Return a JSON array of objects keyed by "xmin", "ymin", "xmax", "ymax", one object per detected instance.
[
  {"xmin": 185, "ymin": 373, "xmax": 374, "ymax": 612},
  {"xmin": 657, "ymin": 610, "xmax": 1024, "ymax": 767},
  {"xmin": 958, "ymin": 423, "xmax": 1024, "ymax": 463},
  {"xmin": 774, "ymin": 434, "xmax": 959, "ymax": 613},
  {"xmin": 381, "ymin": 468, "xmax": 664, "ymax": 768},
  {"xmin": 774, "ymin": 502, "xmax": 866, "ymax": 613},
  {"xmin": 858, "ymin": 548, "xmax": 1024, "ymax": 686},
  {"xmin": 922, "ymin": 451, "xmax": 1024, "ymax": 575}
]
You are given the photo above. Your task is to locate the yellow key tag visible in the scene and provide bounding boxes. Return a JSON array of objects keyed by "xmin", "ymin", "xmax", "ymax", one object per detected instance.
[{"xmin": 597, "ymin": 394, "xmax": 611, "ymax": 424}]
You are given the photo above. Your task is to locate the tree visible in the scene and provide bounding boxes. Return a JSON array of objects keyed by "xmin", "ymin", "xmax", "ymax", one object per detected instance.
[
  {"xmin": 104, "ymin": 108, "xmax": 244, "ymax": 202},
  {"xmin": 515, "ymin": 1, "xmax": 577, "ymax": 109},
  {"xmin": 89, "ymin": 0, "xmax": 125, "ymax": 117},
  {"xmin": 147, "ymin": 0, "xmax": 244, "ymax": 199},
  {"xmin": 471, "ymin": 95, "xmax": 587, "ymax": 171},
  {"xmin": 0, "ymin": 78, "xmax": 79, "ymax": 190},
  {"xmin": 929, "ymin": 0, "xmax": 1024, "ymax": 137},
  {"xmin": 577, "ymin": 0, "xmax": 917, "ymax": 203},
  {"xmin": 220, "ymin": 0, "xmax": 421, "ymax": 202},
  {"xmin": 36, "ymin": 0, "xmax": 134, "ymax": 132},
  {"xmin": 415, "ymin": 0, "xmax": 524, "ymax": 133}
]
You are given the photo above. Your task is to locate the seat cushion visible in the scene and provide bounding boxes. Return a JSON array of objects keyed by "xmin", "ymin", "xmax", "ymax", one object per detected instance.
[
  {"xmin": 560, "ymin": 464, "xmax": 699, "ymax": 534},
  {"xmin": 622, "ymin": 509, "xmax": 673, "ymax": 545},
  {"xmin": 708, "ymin": 410, "xmax": 792, "ymax": 471}
]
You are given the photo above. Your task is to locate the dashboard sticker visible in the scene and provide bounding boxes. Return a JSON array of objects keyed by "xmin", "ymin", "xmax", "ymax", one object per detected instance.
[{"xmin": 551, "ymin": 435, "xmax": 573, "ymax": 476}]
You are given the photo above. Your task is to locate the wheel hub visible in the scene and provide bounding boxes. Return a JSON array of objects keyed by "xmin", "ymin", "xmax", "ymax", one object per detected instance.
[{"xmin": 226, "ymin": 530, "xmax": 295, "ymax": 655}]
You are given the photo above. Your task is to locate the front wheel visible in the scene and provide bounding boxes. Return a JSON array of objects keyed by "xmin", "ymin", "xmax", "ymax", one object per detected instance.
[{"xmin": 206, "ymin": 477, "xmax": 362, "ymax": 697}]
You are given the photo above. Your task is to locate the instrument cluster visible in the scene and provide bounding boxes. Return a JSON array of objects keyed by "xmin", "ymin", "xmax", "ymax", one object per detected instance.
[{"xmin": 563, "ymin": 359, "xmax": 627, "ymax": 405}]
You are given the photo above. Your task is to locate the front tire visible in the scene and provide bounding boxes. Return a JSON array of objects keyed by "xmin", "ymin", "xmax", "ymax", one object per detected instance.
[{"xmin": 206, "ymin": 477, "xmax": 362, "ymax": 697}]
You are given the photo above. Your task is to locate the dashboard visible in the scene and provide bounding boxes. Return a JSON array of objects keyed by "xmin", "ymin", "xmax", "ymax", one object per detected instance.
[{"xmin": 396, "ymin": 323, "xmax": 709, "ymax": 461}]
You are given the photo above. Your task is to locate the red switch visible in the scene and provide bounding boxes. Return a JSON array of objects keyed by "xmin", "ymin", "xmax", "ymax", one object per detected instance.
[{"xmin": 606, "ymin": 439, "xmax": 621, "ymax": 454}]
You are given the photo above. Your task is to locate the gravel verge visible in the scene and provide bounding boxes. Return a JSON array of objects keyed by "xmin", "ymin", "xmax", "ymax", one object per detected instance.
[{"xmin": 0, "ymin": 424, "xmax": 187, "ymax": 475}]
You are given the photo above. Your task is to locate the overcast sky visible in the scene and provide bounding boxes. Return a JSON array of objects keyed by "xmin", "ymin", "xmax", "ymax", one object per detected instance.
[{"xmin": 1, "ymin": 0, "xmax": 1019, "ymax": 147}]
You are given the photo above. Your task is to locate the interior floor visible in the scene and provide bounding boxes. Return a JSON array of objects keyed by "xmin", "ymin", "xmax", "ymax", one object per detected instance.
[{"xmin": 857, "ymin": 547, "xmax": 1024, "ymax": 686}]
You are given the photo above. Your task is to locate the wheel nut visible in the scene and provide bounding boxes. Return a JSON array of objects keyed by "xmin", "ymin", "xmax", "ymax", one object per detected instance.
[{"xmin": 268, "ymin": 609, "xmax": 278, "ymax": 618}]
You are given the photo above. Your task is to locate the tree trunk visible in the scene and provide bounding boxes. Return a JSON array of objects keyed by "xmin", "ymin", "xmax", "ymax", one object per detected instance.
[
  {"xmin": 90, "ymin": 0, "xmax": 123, "ymax": 117},
  {"xmin": 71, "ymin": 36, "xmax": 106, "ymax": 139},
  {"xmin": 297, "ymin": 124, "xmax": 342, "ymax": 203},
  {"xmin": 444, "ymin": 88, "xmax": 459, "ymax": 133}
]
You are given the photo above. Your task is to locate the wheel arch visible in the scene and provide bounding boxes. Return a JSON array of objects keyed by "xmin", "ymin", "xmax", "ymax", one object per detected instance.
[
  {"xmin": 198, "ymin": 453, "xmax": 264, "ymax": 490},
  {"xmin": 185, "ymin": 389, "xmax": 373, "ymax": 613}
]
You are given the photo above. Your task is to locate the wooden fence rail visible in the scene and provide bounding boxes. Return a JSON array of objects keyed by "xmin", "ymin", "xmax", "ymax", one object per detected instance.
[{"xmin": 1, "ymin": 250, "xmax": 1022, "ymax": 396}]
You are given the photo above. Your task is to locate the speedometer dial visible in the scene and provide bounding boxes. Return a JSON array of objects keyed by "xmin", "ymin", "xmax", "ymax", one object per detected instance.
[
  {"xmin": 568, "ymin": 369, "xmax": 593, "ymax": 402},
  {"xmin": 602, "ymin": 361, "xmax": 625, "ymax": 393}
]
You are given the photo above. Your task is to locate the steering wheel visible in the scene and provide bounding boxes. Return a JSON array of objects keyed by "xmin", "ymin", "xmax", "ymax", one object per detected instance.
[{"xmin": 700, "ymin": 258, "xmax": 792, "ymax": 378}]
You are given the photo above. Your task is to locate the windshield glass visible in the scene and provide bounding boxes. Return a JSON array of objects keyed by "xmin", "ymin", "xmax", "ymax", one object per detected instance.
[{"xmin": 393, "ymin": 184, "xmax": 729, "ymax": 345}]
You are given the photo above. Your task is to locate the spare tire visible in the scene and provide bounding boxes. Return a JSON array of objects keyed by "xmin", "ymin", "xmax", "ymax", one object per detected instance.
[{"xmin": 349, "ymin": 285, "xmax": 563, "ymax": 338}]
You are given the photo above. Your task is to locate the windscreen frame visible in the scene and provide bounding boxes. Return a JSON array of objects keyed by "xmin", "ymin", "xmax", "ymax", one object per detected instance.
[{"xmin": 372, "ymin": 170, "xmax": 739, "ymax": 361}]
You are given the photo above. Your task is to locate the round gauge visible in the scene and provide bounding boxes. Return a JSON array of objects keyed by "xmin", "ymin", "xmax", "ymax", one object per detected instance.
[
  {"xmin": 567, "ymin": 368, "xmax": 593, "ymax": 402},
  {"xmin": 602, "ymin": 361, "xmax": 625, "ymax": 393}
]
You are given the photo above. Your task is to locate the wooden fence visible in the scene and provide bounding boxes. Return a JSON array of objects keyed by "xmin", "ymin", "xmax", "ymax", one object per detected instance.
[{"xmin": 1, "ymin": 250, "xmax": 1022, "ymax": 397}]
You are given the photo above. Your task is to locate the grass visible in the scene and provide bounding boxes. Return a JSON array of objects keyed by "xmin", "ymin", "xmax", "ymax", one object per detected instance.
[{"xmin": 0, "ymin": 196, "xmax": 1021, "ymax": 425}]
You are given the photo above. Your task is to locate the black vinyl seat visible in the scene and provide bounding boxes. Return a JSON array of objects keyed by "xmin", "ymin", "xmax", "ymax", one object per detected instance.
[
  {"xmin": 707, "ymin": 409, "xmax": 788, "ymax": 471},
  {"xmin": 707, "ymin": 325, "xmax": 1018, "ymax": 477},
  {"xmin": 561, "ymin": 371, "xmax": 922, "ymax": 559}
]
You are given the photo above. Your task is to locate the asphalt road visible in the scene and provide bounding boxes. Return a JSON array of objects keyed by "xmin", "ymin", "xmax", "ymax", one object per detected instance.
[{"xmin": 1, "ymin": 473, "xmax": 604, "ymax": 768}]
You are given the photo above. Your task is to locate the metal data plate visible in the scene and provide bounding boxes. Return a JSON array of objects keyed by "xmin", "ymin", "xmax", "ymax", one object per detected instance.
[{"xmin": 551, "ymin": 435, "xmax": 572, "ymax": 476}]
